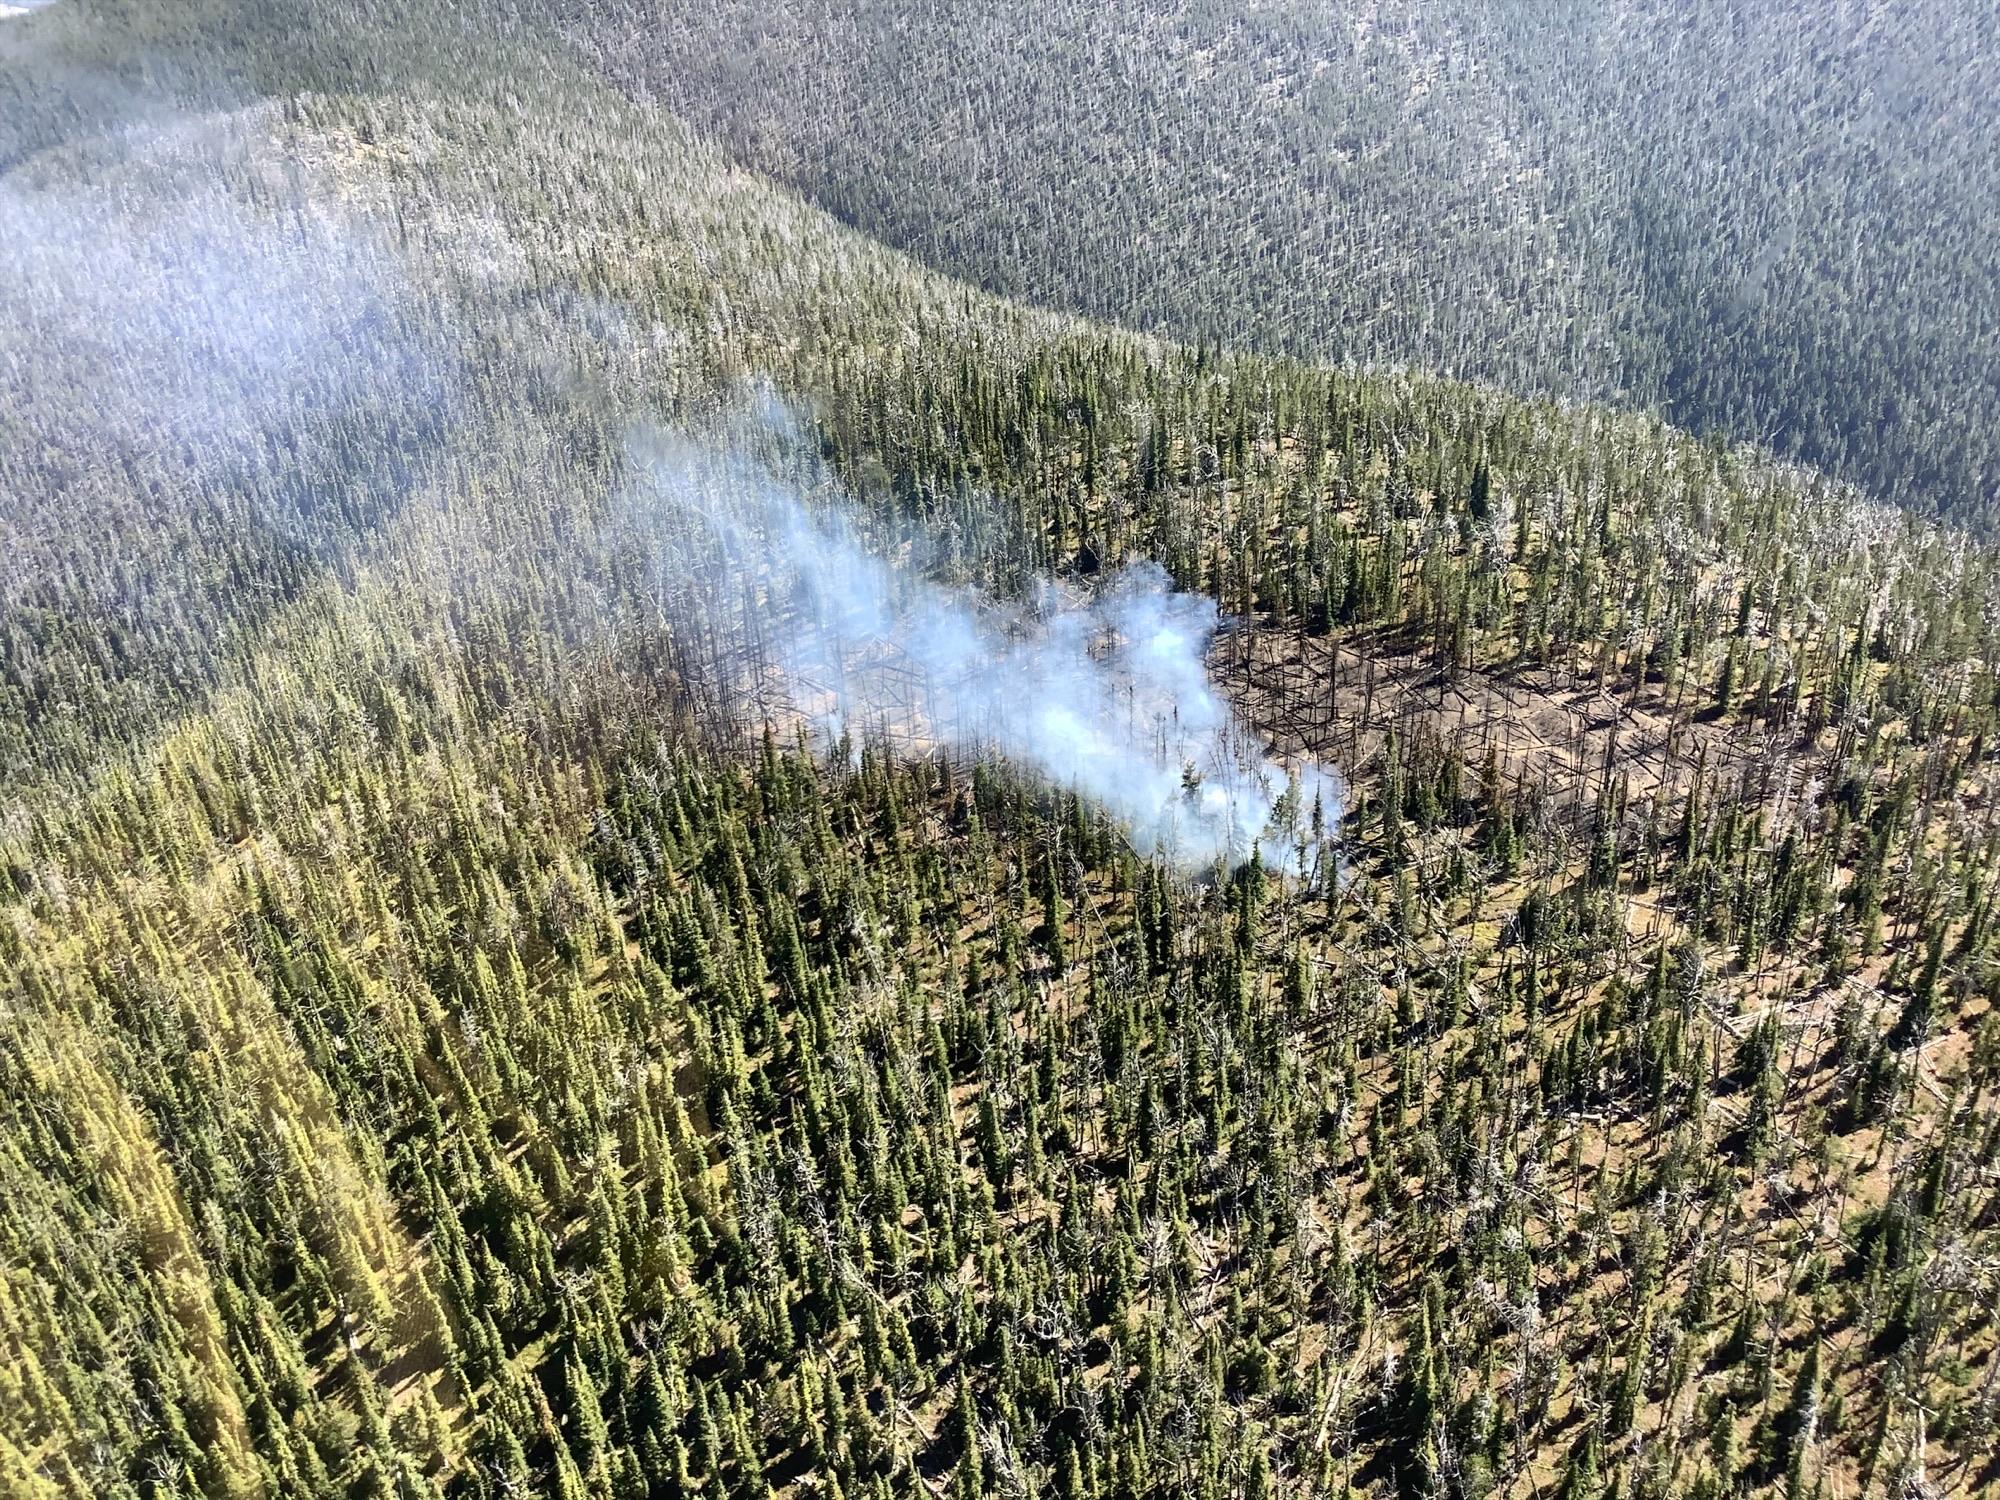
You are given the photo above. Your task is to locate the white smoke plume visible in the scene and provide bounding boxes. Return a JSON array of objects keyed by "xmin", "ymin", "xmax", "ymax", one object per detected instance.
[{"xmin": 625, "ymin": 409, "xmax": 1341, "ymax": 875}]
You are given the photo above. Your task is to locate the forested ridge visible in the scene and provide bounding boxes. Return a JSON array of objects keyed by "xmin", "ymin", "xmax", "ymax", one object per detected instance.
[
  {"xmin": 2, "ymin": 2, "xmax": 1998, "ymax": 1499},
  {"xmin": 544, "ymin": 0, "xmax": 2000, "ymax": 525}
]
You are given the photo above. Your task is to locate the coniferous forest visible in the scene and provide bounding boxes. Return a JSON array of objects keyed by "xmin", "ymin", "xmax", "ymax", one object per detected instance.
[
  {"xmin": 2, "ymin": 3, "xmax": 1998, "ymax": 1500},
  {"xmin": 553, "ymin": 0, "xmax": 2000, "ymax": 525}
]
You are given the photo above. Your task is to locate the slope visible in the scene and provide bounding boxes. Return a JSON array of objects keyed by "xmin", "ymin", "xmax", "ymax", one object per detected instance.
[
  {"xmin": 545, "ymin": 0, "xmax": 2000, "ymax": 524},
  {"xmin": 1, "ymin": 2, "xmax": 1997, "ymax": 1499}
]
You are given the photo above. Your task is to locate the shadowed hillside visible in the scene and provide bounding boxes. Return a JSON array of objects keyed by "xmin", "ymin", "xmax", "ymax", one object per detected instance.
[{"xmin": 547, "ymin": 0, "xmax": 2000, "ymax": 525}]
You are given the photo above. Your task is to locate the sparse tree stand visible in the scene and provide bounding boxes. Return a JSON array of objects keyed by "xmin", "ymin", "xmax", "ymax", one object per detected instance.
[{"xmin": 0, "ymin": 5, "xmax": 1997, "ymax": 1496}]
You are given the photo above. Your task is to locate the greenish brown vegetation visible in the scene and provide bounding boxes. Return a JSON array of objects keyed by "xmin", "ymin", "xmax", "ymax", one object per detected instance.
[{"xmin": 1, "ymin": 3, "xmax": 1997, "ymax": 1499}]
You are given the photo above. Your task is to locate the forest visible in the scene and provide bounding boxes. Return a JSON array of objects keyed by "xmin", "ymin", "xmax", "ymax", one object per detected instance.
[
  {"xmin": 550, "ymin": 0, "xmax": 2000, "ymax": 525},
  {"xmin": 1, "ymin": 1, "xmax": 1997, "ymax": 1499}
]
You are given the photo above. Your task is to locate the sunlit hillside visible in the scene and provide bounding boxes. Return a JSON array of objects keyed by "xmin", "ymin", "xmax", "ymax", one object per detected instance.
[{"xmin": 1, "ymin": 3, "xmax": 1996, "ymax": 1499}]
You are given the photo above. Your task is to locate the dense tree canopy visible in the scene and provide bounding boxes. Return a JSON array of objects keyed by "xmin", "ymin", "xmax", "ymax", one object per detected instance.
[{"xmin": 548, "ymin": 0, "xmax": 2000, "ymax": 524}]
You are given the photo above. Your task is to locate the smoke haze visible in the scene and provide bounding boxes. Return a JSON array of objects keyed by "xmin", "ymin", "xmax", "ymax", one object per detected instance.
[{"xmin": 626, "ymin": 409, "xmax": 1341, "ymax": 875}]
